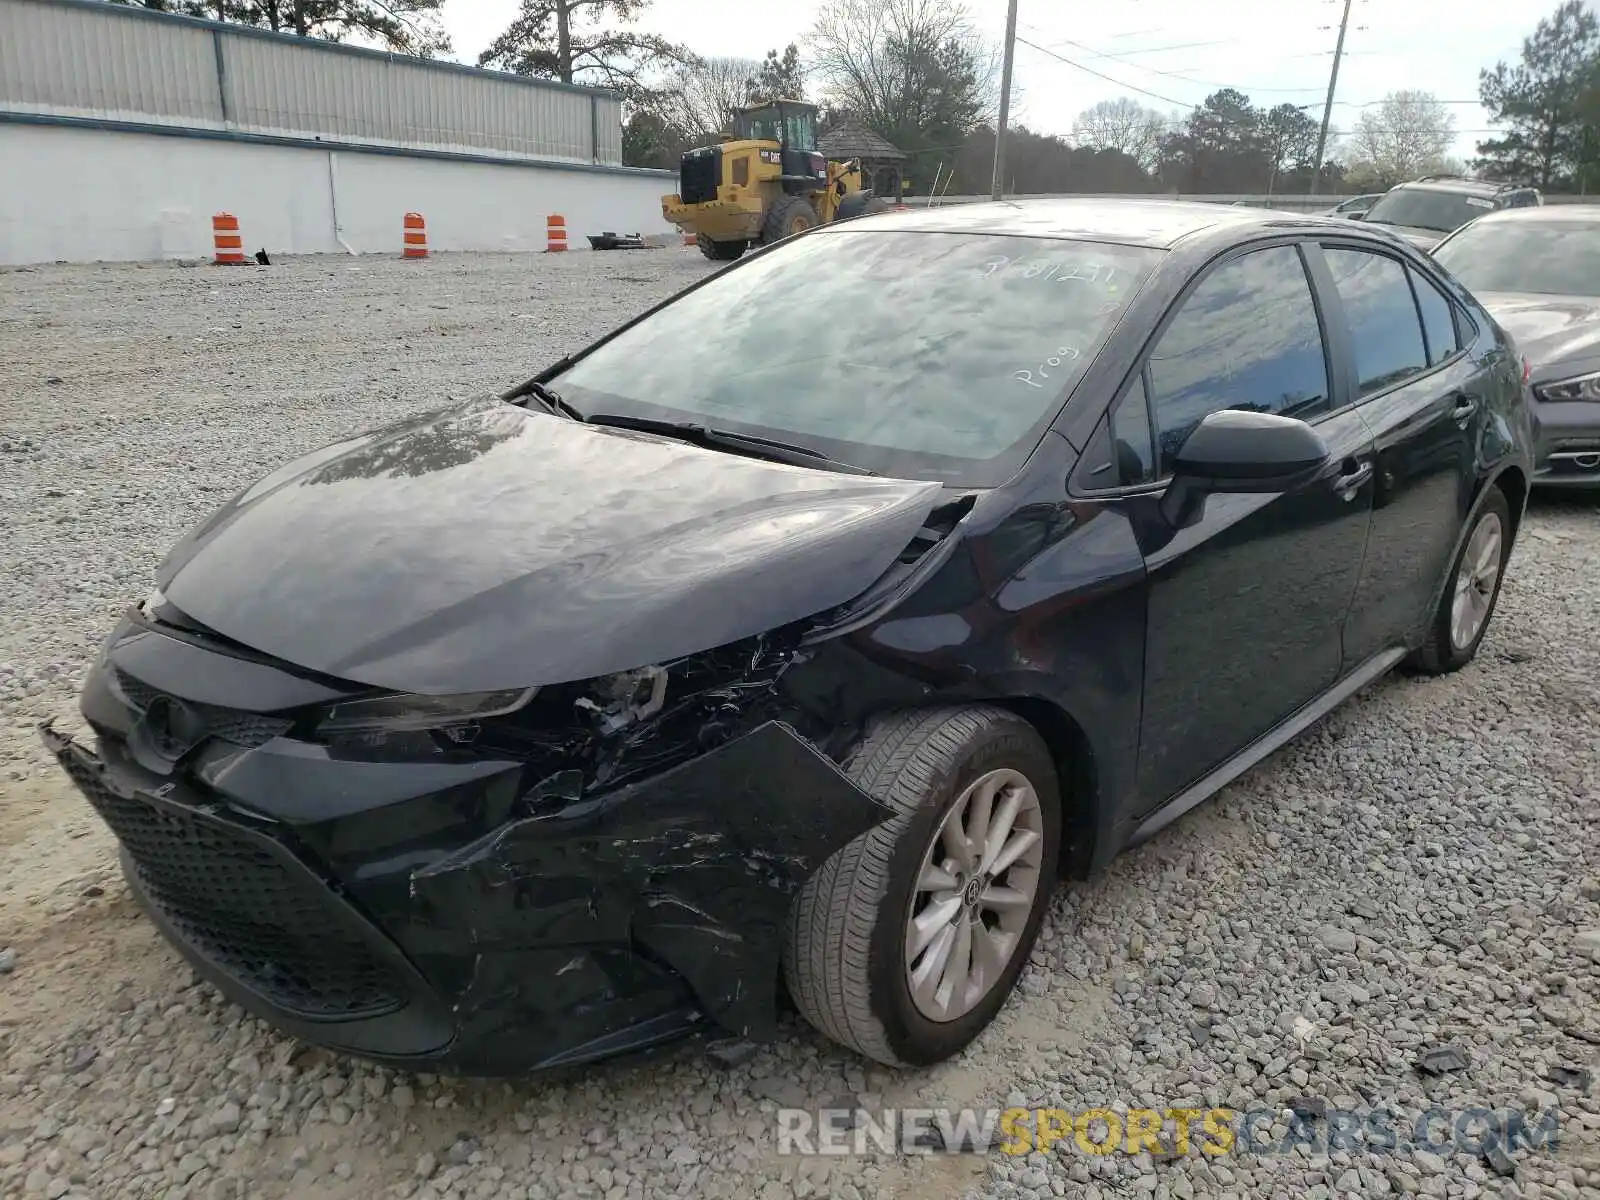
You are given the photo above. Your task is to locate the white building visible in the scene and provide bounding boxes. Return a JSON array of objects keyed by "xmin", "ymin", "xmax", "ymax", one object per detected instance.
[{"xmin": 0, "ymin": 0, "xmax": 677, "ymax": 263}]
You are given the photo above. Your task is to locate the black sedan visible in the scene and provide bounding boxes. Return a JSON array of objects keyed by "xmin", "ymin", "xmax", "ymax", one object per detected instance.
[
  {"xmin": 43, "ymin": 199, "xmax": 1533, "ymax": 1075},
  {"xmin": 1431, "ymin": 204, "xmax": 1600, "ymax": 488}
]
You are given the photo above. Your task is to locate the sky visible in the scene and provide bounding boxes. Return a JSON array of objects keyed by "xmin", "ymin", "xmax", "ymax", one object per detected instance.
[{"xmin": 436, "ymin": 0, "xmax": 1545, "ymax": 161}]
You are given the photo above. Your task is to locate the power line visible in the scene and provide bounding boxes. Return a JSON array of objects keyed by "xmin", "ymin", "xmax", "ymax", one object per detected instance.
[
  {"xmin": 1037, "ymin": 32, "xmax": 1336, "ymax": 93},
  {"xmin": 1016, "ymin": 36, "xmax": 1488, "ymax": 117},
  {"xmin": 1031, "ymin": 36, "xmax": 1237, "ymax": 61},
  {"xmin": 1015, "ymin": 36, "xmax": 1197, "ymax": 108},
  {"xmin": 1016, "ymin": 19, "xmax": 1490, "ymax": 108}
]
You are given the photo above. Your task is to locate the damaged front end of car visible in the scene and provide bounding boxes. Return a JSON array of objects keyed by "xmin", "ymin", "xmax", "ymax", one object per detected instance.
[{"xmin": 39, "ymin": 489, "xmax": 978, "ymax": 1074}]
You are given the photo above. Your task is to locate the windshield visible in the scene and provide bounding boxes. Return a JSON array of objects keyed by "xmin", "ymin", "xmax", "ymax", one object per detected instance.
[
  {"xmin": 786, "ymin": 110, "xmax": 816, "ymax": 151},
  {"xmin": 1433, "ymin": 220, "xmax": 1600, "ymax": 297},
  {"xmin": 551, "ymin": 231, "xmax": 1161, "ymax": 485},
  {"xmin": 1364, "ymin": 187, "xmax": 1496, "ymax": 233}
]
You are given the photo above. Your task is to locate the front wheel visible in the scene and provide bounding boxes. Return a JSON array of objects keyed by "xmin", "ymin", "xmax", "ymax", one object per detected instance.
[
  {"xmin": 1405, "ymin": 486, "xmax": 1512, "ymax": 674},
  {"xmin": 697, "ymin": 234, "xmax": 747, "ymax": 261},
  {"xmin": 761, "ymin": 196, "xmax": 818, "ymax": 244},
  {"xmin": 784, "ymin": 707, "xmax": 1061, "ymax": 1067}
]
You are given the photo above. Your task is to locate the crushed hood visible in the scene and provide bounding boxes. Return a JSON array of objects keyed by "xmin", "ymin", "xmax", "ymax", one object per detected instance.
[
  {"xmin": 157, "ymin": 398, "xmax": 943, "ymax": 692},
  {"xmin": 1475, "ymin": 292, "xmax": 1600, "ymax": 373}
]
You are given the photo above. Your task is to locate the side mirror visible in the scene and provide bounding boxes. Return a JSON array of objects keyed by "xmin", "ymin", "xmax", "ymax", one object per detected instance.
[
  {"xmin": 1347, "ymin": 211, "xmax": 1366, "ymax": 220},
  {"xmin": 1160, "ymin": 410, "xmax": 1331, "ymax": 528}
]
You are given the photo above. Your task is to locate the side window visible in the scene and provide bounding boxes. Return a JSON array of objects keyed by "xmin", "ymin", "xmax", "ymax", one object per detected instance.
[
  {"xmin": 1110, "ymin": 375, "xmax": 1156, "ymax": 486},
  {"xmin": 1409, "ymin": 266, "xmax": 1461, "ymax": 366},
  {"xmin": 1323, "ymin": 248, "xmax": 1429, "ymax": 396},
  {"xmin": 1075, "ymin": 377, "xmax": 1156, "ymax": 490},
  {"xmin": 1147, "ymin": 245, "xmax": 1330, "ymax": 476}
]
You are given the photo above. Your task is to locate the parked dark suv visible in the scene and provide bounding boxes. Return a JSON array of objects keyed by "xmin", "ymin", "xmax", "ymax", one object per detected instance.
[
  {"xmin": 44, "ymin": 200, "xmax": 1533, "ymax": 1077},
  {"xmin": 1359, "ymin": 176, "xmax": 1542, "ymax": 250}
]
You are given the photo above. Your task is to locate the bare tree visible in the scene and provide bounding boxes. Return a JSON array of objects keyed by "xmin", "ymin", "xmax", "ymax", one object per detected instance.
[
  {"xmin": 1071, "ymin": 98, "xmax": 1168, "ymax": 171},
  {"xmin": 1348, "ymin": 90, "xmax": 1458, "ymax": 186},
  {"xmin": 111, "ymin": 0, "xmax": 451, "ymax": 55},
  {"xmin": 479, "ymin": 0, "xmax": 694, "ymax": 106},
  {"xmin": 807, "ymin": 0, "xmax": 997, "ymax": 155},
  {"xmin": 659, "ymin": 56, "xmax": 762, "ymax": 143}
]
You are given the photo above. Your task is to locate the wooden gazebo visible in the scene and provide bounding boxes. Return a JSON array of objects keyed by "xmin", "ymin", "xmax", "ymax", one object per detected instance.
[{"xmin": 818, "ymin": 119, "xmax": 909, "ymax": 201}]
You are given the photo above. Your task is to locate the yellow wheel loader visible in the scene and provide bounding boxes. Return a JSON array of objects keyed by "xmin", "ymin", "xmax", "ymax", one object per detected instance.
[{"xmin": 661, "ymin": 100, "xmax": 894, "ymax": 262}]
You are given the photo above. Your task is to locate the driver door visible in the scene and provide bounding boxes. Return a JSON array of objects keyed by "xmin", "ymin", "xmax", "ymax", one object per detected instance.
[{"xmin": 1128, "ymin": 242, "xmax": 1377, "ymax": 810}]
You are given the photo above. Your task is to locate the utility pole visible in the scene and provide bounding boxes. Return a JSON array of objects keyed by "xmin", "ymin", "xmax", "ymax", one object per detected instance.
[
  {"xmin": 991, "ymin": 0, "xmax": 1019, "ymax": 200},
  {"xmin": 1309, "ymin": 0, "xmax": 1353, "ymax": 197}
]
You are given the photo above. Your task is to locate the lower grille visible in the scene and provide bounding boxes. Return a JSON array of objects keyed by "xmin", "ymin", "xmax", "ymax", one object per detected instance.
[
  {"xmin": 113, "ymin": 668, "xmax": 290, "ymax": 749},
  {"xmin": 59, "ymin": 751, "xmax": 408, "ymax": 1020},
  {"xmin": 679, "ymin": 146, "xmax": 721, "ymax": 205}
]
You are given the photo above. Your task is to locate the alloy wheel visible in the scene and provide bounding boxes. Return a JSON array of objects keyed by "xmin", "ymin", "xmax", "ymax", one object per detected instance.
[
  {"xmin": 904, "ymin": 768, "xmax": 1045, "ymax": 1022},
  {"xmin": 1450, "ymin": 511, "xmax": 1504, "ymax": 651}
]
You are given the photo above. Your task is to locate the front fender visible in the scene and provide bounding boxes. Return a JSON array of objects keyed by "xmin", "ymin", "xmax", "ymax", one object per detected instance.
[{"xmin": 409, "ymin": 720, "xmax": 891, "ymax": 1042}]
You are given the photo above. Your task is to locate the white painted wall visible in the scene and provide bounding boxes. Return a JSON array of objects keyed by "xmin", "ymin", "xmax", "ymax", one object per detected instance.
[{"xmin": 0, "ymin": 123, "xmax": 677, "ymax": 265}]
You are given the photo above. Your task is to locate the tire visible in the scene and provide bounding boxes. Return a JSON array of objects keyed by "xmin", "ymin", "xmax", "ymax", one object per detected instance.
[
  {"xmin": 833, "ymin": 191, "xmax": 892, "ymax": 223},
  {"xmin": 697, "ymin": 234, "xmax": 746, "ymax": 261},
  {"xmin": 783, "ymin": 706, "xmax": 1062, "ymax": 1067},
  {"xmin": 761, "ymin": 195, "xmax": 818, "ymax": 245},
  {"xmin": 1405, "ymin": 486, "xmax": 1512, "ymax": 674}
]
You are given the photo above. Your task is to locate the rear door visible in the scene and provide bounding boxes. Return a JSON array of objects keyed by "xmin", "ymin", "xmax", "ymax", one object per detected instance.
[
  {"xmin": 1120, "ymin": 242, "xmax": 1377, "ymax": 809},
  {"xmin": 1309, "ymin": 243, "xmax": 1486, "ymax": 666}
]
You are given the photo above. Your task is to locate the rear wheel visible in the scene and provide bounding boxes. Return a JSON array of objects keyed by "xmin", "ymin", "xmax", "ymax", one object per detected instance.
[
  {"xmin": 697, "ymin": 234, "xmax": 747, "ymax": 261},
  {"xmin": 1405, "ymin": 486, "xmax": 1511, "ymax": 674},
  {"xmin": 762, "ymin": 195, "xmax": 818, "ymax": 245},
  {"xmin": 783, "ymin": 707, "xmax": 1061, "ymax": 1067}
]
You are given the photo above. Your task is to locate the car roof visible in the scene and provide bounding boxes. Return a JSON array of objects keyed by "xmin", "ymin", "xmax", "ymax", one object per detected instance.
[
  {"xmin": 1390, "ymin": 177, "xmax": 1533, "ymax": 197},
  {"xmin": 1454, "ymin": 203, "xmax": 1600, "ymax": 226},
  {"xmin": 833, "ymin": 197, "xmax": 1370, "ymax": 250}
]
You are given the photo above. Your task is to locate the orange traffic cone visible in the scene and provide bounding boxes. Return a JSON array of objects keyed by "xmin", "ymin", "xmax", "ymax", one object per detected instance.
[
  {"xmin": 403, "ymin": 212, "xmax": 428, "ymax": 259},
  {"xmin": 212, "ymin": 213, "xmax": 246, "ymax": 265}
]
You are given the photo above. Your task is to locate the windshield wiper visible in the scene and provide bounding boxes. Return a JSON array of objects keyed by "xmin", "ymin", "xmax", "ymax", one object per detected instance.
[
  {"xmin": 502, "ymin": 378, "xmax": 584, "ymax": 421},
  {"xmin": 584, "ymin": 414, "xmax": 877, "ymax": 475}
]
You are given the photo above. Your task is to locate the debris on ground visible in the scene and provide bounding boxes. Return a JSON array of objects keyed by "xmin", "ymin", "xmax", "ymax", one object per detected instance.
[{"xmin": 1417, "ymin": 1044, "xmax": 1471, "ymax": 1075}]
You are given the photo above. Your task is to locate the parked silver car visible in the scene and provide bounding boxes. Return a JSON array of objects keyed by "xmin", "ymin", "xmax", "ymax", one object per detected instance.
[
  {"xmin": 1325, "ymin": 193, "xmax": 1383, "ymax": 218},
  {"xmin": 1432, "ymin": 205, "xmax": 1600, "ymax": 488}
]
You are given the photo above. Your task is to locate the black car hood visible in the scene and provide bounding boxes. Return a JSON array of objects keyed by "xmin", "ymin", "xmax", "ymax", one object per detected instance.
[
  {"xmin": 1475, "ymin": 292, "xmax": 1600, "ymax": 371},
  {"xmin": 156, "ymin": 399, "xmax": 944, "ymax": 693}
]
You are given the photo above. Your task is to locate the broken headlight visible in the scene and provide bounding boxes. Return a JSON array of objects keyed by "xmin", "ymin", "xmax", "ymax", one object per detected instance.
[
  {"xmin": 575, "ymin": 665, "xmax": 668, "ymax": 735},
  {"xmin": 314, "ymin": 688, "xmax": 536, "ymax": 735}
]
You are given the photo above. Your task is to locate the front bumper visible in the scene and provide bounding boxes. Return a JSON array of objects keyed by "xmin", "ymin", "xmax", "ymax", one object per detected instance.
[
  {"xmin": 43, "ymin": 659, "xmax": 889, "ymax": 1075},
  {"xmin": 1531, "ymin": 399, "xmax": 1600, "ymax": 488},
  {"xmin": 660, "ymin": 194, "xmax": 763, "ymax": 240}
]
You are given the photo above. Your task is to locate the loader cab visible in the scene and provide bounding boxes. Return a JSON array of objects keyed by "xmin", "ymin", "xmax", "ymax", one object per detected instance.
[
  {"xmin": 735, "ymin": 100, "xmax": 818, "ymax": 152},
  {"xmin": 735, "ymin": 100, "xmax": 826, "ymax": 193}
]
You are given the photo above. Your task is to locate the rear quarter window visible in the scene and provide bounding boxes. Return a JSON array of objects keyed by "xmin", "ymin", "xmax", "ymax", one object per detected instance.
[
  {"xmin": 1323, "ymin": 248, "xmax": 1429, "ymax": 396},
  {"xmin": 1408, "ymin": 267, "xmax": 1462, "ymax": 365}
]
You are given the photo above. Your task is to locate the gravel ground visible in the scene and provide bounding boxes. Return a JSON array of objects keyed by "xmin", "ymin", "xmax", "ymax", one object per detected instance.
[{"xmin": 1, "ymin": 251, "xmax": 1598, "ymax": 1200}]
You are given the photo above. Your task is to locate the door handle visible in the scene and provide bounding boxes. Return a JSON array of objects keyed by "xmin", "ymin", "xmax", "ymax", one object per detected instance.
[
  {"xmin": 1333, "ymin": 459, "xmax": 1373, "ymax": 501},
  {"xmin": 1450, "ymin": 394, "xmax": 1479, "ymax": 425}
]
